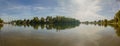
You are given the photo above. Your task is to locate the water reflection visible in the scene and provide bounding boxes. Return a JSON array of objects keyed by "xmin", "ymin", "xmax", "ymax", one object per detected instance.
[
  {"xmin": 82, "ymin": 23, "xmax": 120, "ymax": 37},
  {"xmin": 1, "ymin": 23, "xmax": 120, "ymax": 37},
  {"xmin": 95, "ymin": 23, "xmax": 120, "ymax": 37},
  {"xmin": 0, "ymin": 24, "xmax": 3, "ymax": 30},
  {"xmin": 0, "ymin": 24, "xmax": 120, "ymax": 46},
  {"xmin": 1, "ymin": 23, "xmax": 120, "ymax": 36},
  {"xmin": 12, "ymin": 23, "xmax": 80, "ymax": 30},
  {"xmin": 108, "ymin": 24, "xmax": 120, "ymax": 37}
]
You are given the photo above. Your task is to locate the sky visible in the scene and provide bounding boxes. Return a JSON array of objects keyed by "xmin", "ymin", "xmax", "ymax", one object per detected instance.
[{"xmin": 0, "ymin": 0, "xmax": 120, "ymax": 22}]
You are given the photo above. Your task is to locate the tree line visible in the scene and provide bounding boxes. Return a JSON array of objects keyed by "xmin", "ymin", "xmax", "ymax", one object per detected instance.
[
  {"xmin": 11, "ymin": 16, "xmax": 80, "ymax": 25},
  {"xmin": 96, "ymin": 10, "xmax": 120, "ymax": 25},
  {"xmin": 81, "ymin": 10, "xmax": 120, "ymax": 27}
]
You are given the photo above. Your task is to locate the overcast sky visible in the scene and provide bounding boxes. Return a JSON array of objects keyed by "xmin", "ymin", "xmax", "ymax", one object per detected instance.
[{"xmin": 0, "ymin": 0, "xmax": 120, "ymax": 22}]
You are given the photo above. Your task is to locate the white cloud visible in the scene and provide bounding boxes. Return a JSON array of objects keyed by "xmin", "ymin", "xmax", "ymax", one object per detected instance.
[
  {"xmin": 98, "ymin": 0, "xmax": 120, "ymax": 19},
  {"xmin": 57, "ymin": 0, "xmax": 106, "ymax": 21},
  {"xmin": 0, "ymin": 15, "xmax": 19, "ymax": 22},
  {"xmin": 1, "ymin": 0, "xmax": 119, "ymax": 22},
  {"xmin": 7, "ymin": 6, "xmax": 30, "ymax": 10},
  {"xmin": 34, "ymin": 7, "xmax": 49, "ymax": 10},
  {"xmin": 0, "ymin": 13, "xmax": 33, "ymax": 22}
]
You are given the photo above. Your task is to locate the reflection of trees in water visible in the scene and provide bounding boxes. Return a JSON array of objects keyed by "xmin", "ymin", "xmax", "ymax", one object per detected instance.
[
  {"xmin": 13, "ymin": 23, "xmax": 120, "ymax": 36},
  {"xmin": 0, "ymin": 24, "xmax": 3, "ymax": 30},
  {"xmin": 82, "ymin": 23, "xmax": 108, "ymax": 27},
  {"xmin": 13, "ymin": 23, "xmax": 80, "ymax": 30},
  {"xmin": 97, "ymin": 23, "xmax": 108, "ymax": 27},
  {"xmin": 95, "ymin": 23, "xmax": 120, "ymax": 37},
  {"xmin": 108, "ymin": 24, "xmax": 120, "ymax": 37},
  {"xmin": 83, "ymin": 23, "xmax": 120, "ymax": 37}
]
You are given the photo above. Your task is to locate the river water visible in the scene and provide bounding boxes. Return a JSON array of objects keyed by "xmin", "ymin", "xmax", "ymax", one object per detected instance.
[{"xmin": 0, "ymin": 24, "xmax": 120, "ymax": 46}]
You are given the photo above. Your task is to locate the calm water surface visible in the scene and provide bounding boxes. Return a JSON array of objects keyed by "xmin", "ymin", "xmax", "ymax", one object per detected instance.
[{"xmin": 0, "ymin": 24, "xmax": 120, "ymax": 46}]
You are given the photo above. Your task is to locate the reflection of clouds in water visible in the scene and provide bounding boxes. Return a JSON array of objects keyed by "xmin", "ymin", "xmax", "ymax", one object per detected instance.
[
  {"xmin": 117, "ymin": 0, "xmax": 120, "ymax": 2},
  {"xmin": 70, "ymin": 25, "xmax": 105, "ymax": 46},
  {"xmin": 1, "ymin": 24, "xmax": 103, "ymax": 46},
  {"xmin": 96, "ymin": 27, "xmax": 120, "ymax": 46},
  {"xmin": 1, "ymin": 24, "xmax": 120, "ymax": 46}
]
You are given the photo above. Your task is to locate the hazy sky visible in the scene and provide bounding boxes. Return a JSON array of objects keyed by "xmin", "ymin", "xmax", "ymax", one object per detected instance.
[{"xmin": 0, "ymin": 0, "xmax": 120, "ymax": 22}]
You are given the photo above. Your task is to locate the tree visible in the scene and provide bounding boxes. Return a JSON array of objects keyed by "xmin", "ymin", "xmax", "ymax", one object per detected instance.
[
  {"xmin": 16, "ymin": 20, "xmax": 23, "ymax": 24},
  {"xmin": 40, "ymin": 17, "xmax": 45, "ymax": 23},
  {"xmin": 115, "ymin": 10, "xmax": 120, "ymax": 20},
  {"xmin": 115, "ymin": 10, "xmax": 120, "ymax": 25},
  {"xmin": 32, "ymin": 17, "xmax": 40, "ymax": 24},
  {"xmin": 46, "ymin": 16, "xmax": 53, "ymax": 23},
  {"xmin": 104, "ymin": 19, "xmax": 108, "ymax": 24},
  {"xmin": 22, "ymin": 19, "xmax": 27, "ymax": 24},
  {"xmin": 114, "ymin": 16, "xmax": 118, "ymax": 23},
  {"xmin": 0, "ymin": 18, "xmax": 3, "ymax": 23},
  {"xmin": 11, "ymin": 16, "xmax": 80, "ymax": 26},
  {"xmin": 33, "ymin": 17, "xmax": 39, "ymax": 21},
  {"xmin": 26, "ymin": 19, "xmax": 30, "ymax": 24}
]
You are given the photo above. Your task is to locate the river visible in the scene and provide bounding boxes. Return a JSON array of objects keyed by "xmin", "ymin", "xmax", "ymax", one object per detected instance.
[{"xmin": 0, "ymin": 24, "xmax": 120, "ymax": 46}]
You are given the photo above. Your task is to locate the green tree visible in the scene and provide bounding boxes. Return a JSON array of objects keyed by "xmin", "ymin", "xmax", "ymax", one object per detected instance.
[
  {"xmin": 26, "ymin": 19, "xmax": 30, "ymax": 24},
  {"xmin": 115, "ymin": 10, "xmax": 120, "ymax": 25},
  {"xmin": 0, "ymin": 18, "xmax": 3, "ymax": 23},
  {"xmin": 114, "ymin": 16, "xmax": 118, "ymax": 23},
  {"xmin": 115, "ymin": 10, "xmax": 120, "ymax": 20},
  {"xmin": 46, "ymin": 16, "xmax": 53, "ymax": 23},
  {"xmin": 40, "ymin": 17, "xmax": 45, "ymax": 23},
  {"xmin": 33, "ymin": 17, "xmax": 39, "ymax": 21},
  {"xmin": 104, "ymin": 19, "xmax": 108, "ymax": 24},
  {"xmin": 32, "ymin": 17, "xmax": 40, "ymax": 24}
]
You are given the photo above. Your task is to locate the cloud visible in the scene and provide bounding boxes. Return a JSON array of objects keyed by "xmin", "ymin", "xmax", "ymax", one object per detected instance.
[
  {"xmin": 34, "ymin": 7, "xmax": 48, "ymax": 10},
  {"xmin": 56, "ymin": 0, "xmax": 107, "ymax": 21},
  {"xmin": 0, "ymin": 0, "xmax": 120, "ymax": 22},
  {"xmin": 0, "ymin": 14, "xmax": 19, "ymax": 22},
  {"xmin": 98, "ymin": 0, "xmax": 120, "ymax": 19},
  {"xmin": 0, "ymin": 13, "xmax": 35, "ymax": 22}
]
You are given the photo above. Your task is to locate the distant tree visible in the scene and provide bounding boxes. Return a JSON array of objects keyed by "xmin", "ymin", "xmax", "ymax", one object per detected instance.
[
  {"xmin": 22, "ymin": 19, "xmax": 27, "ymax": 24},
  {"xmin": 104, "ymin": 19, "xmax": 108, "ymax": 23},
  {"xmin": 40, "ymin": 17, "xmax": 45, "ymax": 23},
  {"xmin": 33, "ymin": 17, "xmax": 39, "ymax": 21},
  {"xmin": 32, "ymin": 17, "xmax": 40, "ymax": 24},
  {"xmin": 11, "ymin": 16, "xmax": 80, "ymax": 27},
  {"xmin": 0, "ymin": 18, "xmax": 3, "ymax": 23},
  {"xmin": 16, "ymin": 20, "xmax": 23, "ymax": 24},
  {"xmin": 98, "ymin": 20, "xmax": 101, "ymax": 22},
  {"xmin": 26, "ymin": 19, "xmax": 30, "ymax": 24},
  {"xmin": 94, "ymin": 21, "xmax": 96, "ymax": 23},
  {"xmin": 46, "ymin": 16, "xmax": 53, "ymax": 23}
]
